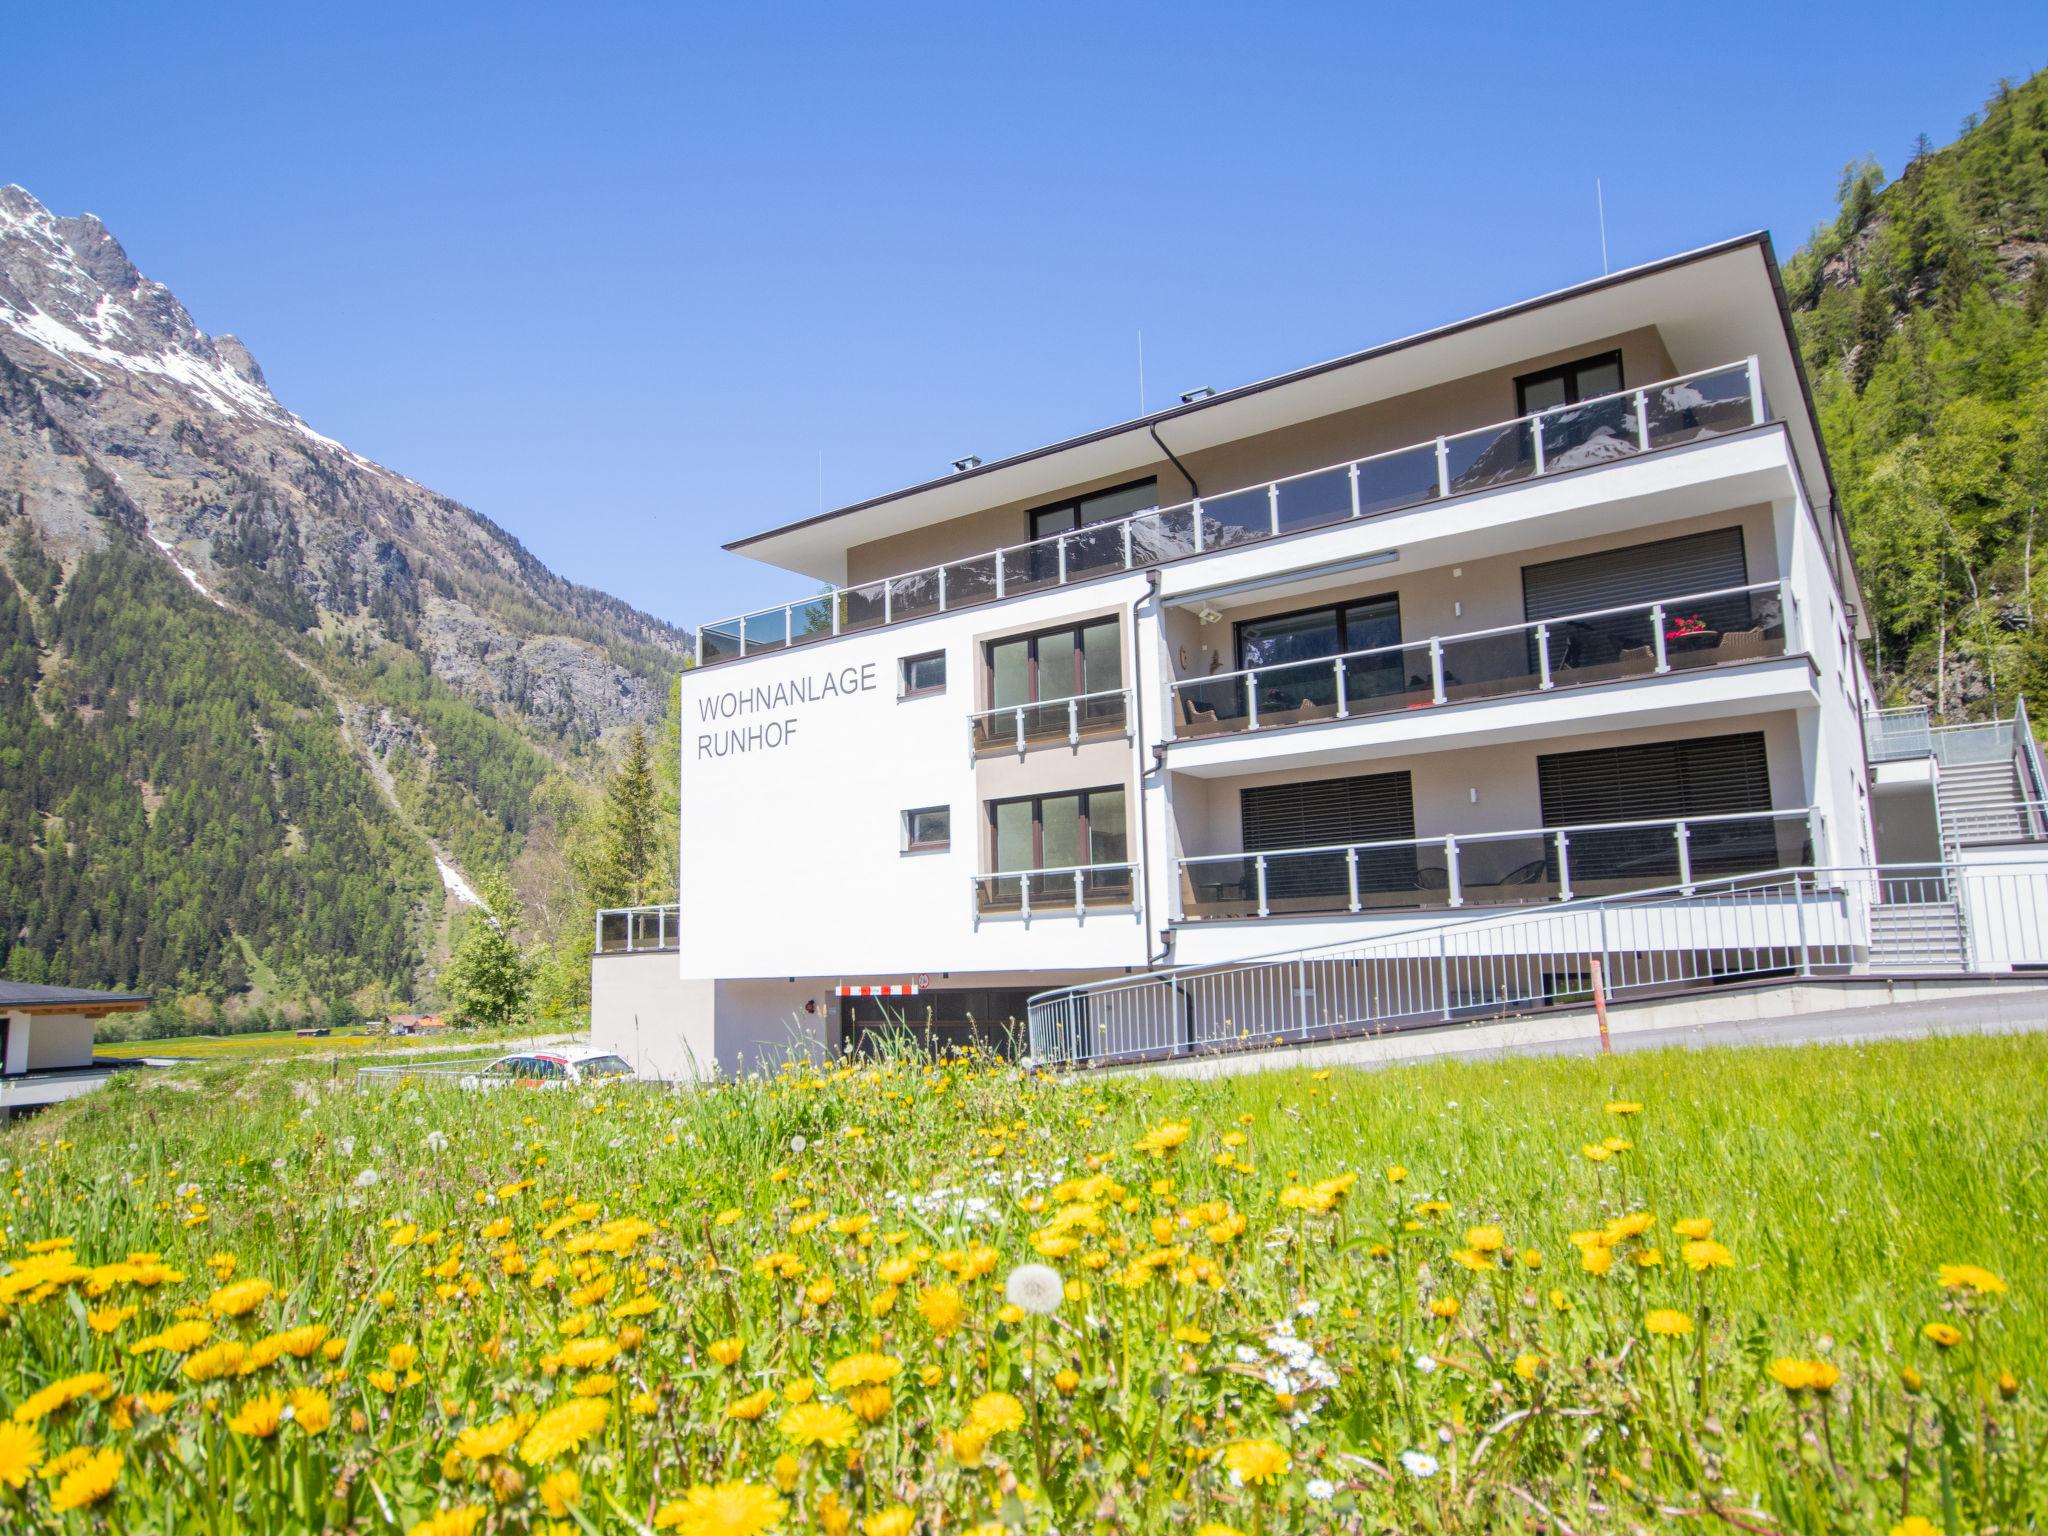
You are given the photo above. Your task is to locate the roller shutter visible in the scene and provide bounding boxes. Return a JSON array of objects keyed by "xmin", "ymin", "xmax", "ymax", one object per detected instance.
[
  {"xmin": 1537, "ymin": 732, "xmax": 1777, "ymax": 884},
  {"xmin": 1537, "ymin": 732, "xmax": 1770, "ymax": 824},
  {"xmin": 1521, "ymin": 527, "xmax": 1748, "ymax": 623},
  {"xmin": 1242, "ymin": 771, "xmax": 1417, "ymax": 850},
  {"xmin": 1240, "ymin": 772, "xmax": 1418, "ymax": 904}
]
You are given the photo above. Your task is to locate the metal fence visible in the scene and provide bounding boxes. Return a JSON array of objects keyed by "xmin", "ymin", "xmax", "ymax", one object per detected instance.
[{"xmin": 1026, "ymin": 860, "xmax": 2048, "ymax": 1068}]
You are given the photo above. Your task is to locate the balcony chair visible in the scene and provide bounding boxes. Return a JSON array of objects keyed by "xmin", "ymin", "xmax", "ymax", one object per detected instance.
[{"xmin": 1713, "ymin": 627, "xmax": 1767, "ymax": 662}]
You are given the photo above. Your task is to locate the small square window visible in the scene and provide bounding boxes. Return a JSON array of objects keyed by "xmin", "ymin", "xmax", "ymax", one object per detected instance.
[
  {"xmin": 902, "ymin": 806, "xmax": 951, "ymax": 853},
  {"xmin": 900, "ymin": 650, "xmax": 946, "ymax": 698}
]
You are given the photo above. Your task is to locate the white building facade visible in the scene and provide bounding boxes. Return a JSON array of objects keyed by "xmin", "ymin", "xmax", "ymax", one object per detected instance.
[{"xmin": 593, "ymin": 235, "xmax": 2048, "ymax": 1079}]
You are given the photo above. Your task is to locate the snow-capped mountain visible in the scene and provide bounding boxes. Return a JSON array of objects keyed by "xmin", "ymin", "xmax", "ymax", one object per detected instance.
[{"xmin": 0, "ymin": 183, "xmax": 687, "ymax": 741}]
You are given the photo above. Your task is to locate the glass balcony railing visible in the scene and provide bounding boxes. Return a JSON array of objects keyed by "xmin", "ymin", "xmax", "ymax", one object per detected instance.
[
  {"xmin": 973, "ymin": 863, "xmax": 1139, "ymax": 919},
  {"xmin": 969, "ymin": 687, "xmax": 1132, "ymax": 753},
  {"xmin": 1170, "ymin": 582, "xmax": 1791, "ymax": 738},
  {"xmin": 594, "ymin": 904, "xmax": 680, "ymax": 954},
  {"xmin": 698, "ymin": 359, "xmax": 1771, "ymax": 665},
  {"xmin": 1178, "ymin": 808, "xmax": 1817, "ymax": 920}
]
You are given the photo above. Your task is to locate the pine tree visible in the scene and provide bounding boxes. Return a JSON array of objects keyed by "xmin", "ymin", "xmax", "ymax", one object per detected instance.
[{"xmin": 590, "ymin": 725, "xmax": 662, "ymax": 909}]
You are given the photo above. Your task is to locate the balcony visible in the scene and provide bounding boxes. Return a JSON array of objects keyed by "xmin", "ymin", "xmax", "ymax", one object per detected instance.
[
  {"xmin": 970, "ymin": 687, "xmax": 1132, "ymax": 755},
  {"xmin": 972, "ymin": 863, "xmax": 1138, "ymax": 919},
  {"xmin": 1178, "ymin": 807, "xmax": 1817, "ymax": 920},
  {"xmin": 595, "ymin": 905, "xmax": 680, "ymax": 955},
  {"xmin": 699, "ymin": 360, "xmax": 1770, "ymax": 664},
  {"xmin": 1171, "ymin": 582, "xmax": 1789, "ymax": 740}
]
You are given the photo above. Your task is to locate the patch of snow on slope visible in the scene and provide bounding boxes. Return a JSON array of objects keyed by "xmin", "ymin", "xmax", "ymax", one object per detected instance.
[
  {"xmin": 147, "ymin": 532, "xmax": 227, "ymax": 609},
  {"xmin": 436, "ymin": 857, "xmax": 484, "ymax": 908}
]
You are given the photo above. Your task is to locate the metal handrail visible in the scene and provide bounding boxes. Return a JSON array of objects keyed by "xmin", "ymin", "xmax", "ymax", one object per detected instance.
[
  {"xmin": 968, "ymin": 686, "xmax": 1133, "ymax": 753},
  {"xmin": 972, "ymin": 861, "xmax": 1139, "ymax": 921},
  {"xmin": 699, "ymin": 358, "xmax": 1769, "ymax": 664},
  {"xmin": 1170, "ymin": 580, "xmax": 1788, "ymax": 729},
  {"xmin": 1180, "ymin": 806, "xmax": 1818, "ymax": 914},
  {"xmin": 1184, "ymin": 581, "xmax": 1783, "ymax": 688},
  {"xmin": 1024, "ymin": 857, "xmax": 2048, "ymax": 1068}
]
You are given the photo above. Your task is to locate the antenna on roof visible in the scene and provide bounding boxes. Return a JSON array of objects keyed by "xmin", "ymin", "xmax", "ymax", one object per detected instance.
[{"xmin": 1596, "ymin": 178, "xmax": 1610, "ymax": 275}]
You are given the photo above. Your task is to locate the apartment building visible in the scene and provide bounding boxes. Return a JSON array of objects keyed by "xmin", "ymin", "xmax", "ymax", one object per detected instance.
[{"xmin": 596, "ymin": 234, "xmax": 1903, "ymax": 1077}]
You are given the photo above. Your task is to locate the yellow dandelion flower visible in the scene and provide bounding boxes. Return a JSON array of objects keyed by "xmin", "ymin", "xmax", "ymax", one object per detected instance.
[
  {"xmin": 1134, "ymin": 1121, "xmax": 1192, "ymax": 1158},
  {"xmin": 1644, "ymin": 1309, "xmax": 1694, "ymax": 1337},
  {"xmin": 49, "ymin": 1447, "xmax": 122, "ymax": 1513},
  {"xmin": 651, "ymin": 1480, "xmax": 788, "ymax": 1535},
  {"xmin": 408, "ymin": 1507, "xmax": 487, "ymax": 1536},
  {"xmin": 863, "ymin": 1507, "xmax": 914, "ymax": 1536},
  {"xmin": 916, "ymin": 1284, "xmax": 965, "ymax": 1336},
  {"xmin": 776, "ymin": 1402, "xmax": 858, "ymax": 1448},
  {"xmin": 1681, "ymin": 1239, "xmax": 1734, "ymax": 1273},
  {"xmin": 289, "ymin": 1388, "xmax": 333, "ymax": 1434},
  {"xmin": 1221, "ymin": 1438, "xmax": 1290, "ymax": 1485},
  {"xmin": 455, "ymin": 1412, "xmax": 532, "ymax": 1461},
  {"xmin": 540, "ymin": 1469, "xmax": 582, "ymax": 1516},
  {"xmin": 520, "ymin": 1398, "xmax": 608, "ymax": 1465},
  {"xmin": 206, "ymin": 1278, "xmax": 274, "ymax": 1318},
  {"xmin": 825, "ymin": 1353, "xmax": 903, "ymax": 1390},
  {"xmin": 0, "ymin": 1422, "xmax": 43, "ymax": 1490},
  {"xmin": 1767, "ymin": 1359, "xmax": 1840, "ymax": 1392},
  {"xmin": 1923, "ymin": 1322, "xmax": 1964, "ymax": 1348},
  {"xmin": 966, "ymin": 1391, "xmax": 1025, "ymax": 1436},
  {"xmin": 229, "ymin": 1393, "xmax": 286, "ymax": 1438},
  {"xmin": 1937, "ymin": 1264, "xmax": 2007, "ymax": 1295}
]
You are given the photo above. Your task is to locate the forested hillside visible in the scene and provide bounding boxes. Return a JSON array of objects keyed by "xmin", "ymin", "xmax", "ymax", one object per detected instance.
[
  {"xmin": 1787, "ymin": 69, "xmax": 2048, "ymax": 715},
  {"xmin": 0, "ymin": 539, "xmax": 433, "ymax": 999},
  {"xmin": 0, "ymin": 186, "xmax": 688, "ymax": 1020}
]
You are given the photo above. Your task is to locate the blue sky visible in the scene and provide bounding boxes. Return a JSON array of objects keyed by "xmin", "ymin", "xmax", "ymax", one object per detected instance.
[{"xmin": 8, "ymin": 3, "xmax": 2045, "ymax": 631}]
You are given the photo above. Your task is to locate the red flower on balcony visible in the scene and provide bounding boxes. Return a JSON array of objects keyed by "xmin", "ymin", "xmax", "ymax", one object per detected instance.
[{"xmin": 1665, "ymin": 613, "xmax": 1707, "ymax": 639}]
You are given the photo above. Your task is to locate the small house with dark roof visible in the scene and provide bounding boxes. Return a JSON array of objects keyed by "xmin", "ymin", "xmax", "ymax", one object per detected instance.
[{"xmin": 0, "ymin": 981, "xmax": 151, "ymax": 1119}]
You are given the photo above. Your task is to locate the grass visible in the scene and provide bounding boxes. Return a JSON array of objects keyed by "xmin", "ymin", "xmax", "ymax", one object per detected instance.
[
  {"xmin": 92, "ymin": 1025, "xmax": 582, "ymax": 1062},
  {"xmin": 0, "ymin": 1031, "xmax": 2039, "ymax": 1533}
]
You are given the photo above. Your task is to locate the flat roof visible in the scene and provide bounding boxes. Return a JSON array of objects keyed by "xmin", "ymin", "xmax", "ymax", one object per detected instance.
[
  {"xmin": 725, "ymin": 232, "xmax": 1840, "ymax": 589},
  {"xmin": 0, "ymin": 981, "xmax": 152, "ymax": 1011}
]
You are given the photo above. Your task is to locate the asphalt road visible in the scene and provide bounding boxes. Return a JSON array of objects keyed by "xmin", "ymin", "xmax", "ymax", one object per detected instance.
[{"xmin": 1437, "ymin": 986, "xmax": 2048, "ymax": 1064}]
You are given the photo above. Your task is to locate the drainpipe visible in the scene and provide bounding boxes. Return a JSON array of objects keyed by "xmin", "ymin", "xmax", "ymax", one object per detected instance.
[{"xmin": 1134, "ymin": 570, "xmax": 1172, "ymax": 966}]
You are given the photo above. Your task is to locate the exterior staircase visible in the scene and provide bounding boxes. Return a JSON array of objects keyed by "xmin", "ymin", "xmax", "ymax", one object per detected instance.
[
  {"xmin": 1940, "ymin": 759, "xmax": 2030, "ymax": 847},
  {"xmin": 1866, "ymin": 896, "xmax": 1968, "ymax": 970}
]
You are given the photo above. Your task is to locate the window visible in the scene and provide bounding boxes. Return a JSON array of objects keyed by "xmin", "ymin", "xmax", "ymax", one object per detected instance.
[
  {"xmin": 987, "ymin": 619, "xmax": 1121, "ymax": 709},
  {"xmin": 900, "ymin": 650, "xmax": 946, "ymax": 698},
  {"xmin": 1514, "ymin": 350, "xmax": 1623, "ymax": 417},
  {"xmin": 989, "ymin": 787, "xmax": 1126, "ymax": 872},
  {"xmin": 1027, "ymin": 478, "xmax": 1158, "ymax": 543},
  {"xmin": 1236, "ymin": 595, "xmax": 1400, "ymax": 670},
  {"xmin": 902, "ymin": 806, "xmax": 951, "ymax": 853},
  {"xmin": 1232, "ymin": 594, "xmax": 1403, "ymax": 713}
]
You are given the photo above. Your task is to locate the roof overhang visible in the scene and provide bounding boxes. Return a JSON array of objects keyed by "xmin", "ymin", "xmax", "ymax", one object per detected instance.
[{"xmin": 726, "ymin": 232, "xmax": 1838, "ymax": 589}]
